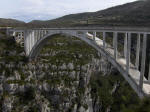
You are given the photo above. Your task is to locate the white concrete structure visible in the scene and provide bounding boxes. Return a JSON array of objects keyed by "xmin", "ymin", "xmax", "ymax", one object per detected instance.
[
  {"xmin": 9, "ymin": 27, "xmax": 150, "ymax": 98},
  {"xmin": 10, "ymin": 30, "xmax": 24, "ymax": 47}
]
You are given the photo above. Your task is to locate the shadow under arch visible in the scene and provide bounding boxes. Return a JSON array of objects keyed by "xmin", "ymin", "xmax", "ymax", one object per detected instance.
[{"xmin": 28, "ymin": 32, "xmax": 97, "ymax": 60}]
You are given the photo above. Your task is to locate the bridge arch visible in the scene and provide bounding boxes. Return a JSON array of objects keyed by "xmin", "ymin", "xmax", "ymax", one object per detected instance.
[
  {"xmin": 12, "ymin": 27, "xmax": 150, "ymax": 98},
  {"xmin": 29, "ymin": 31, "xmax": 97, "ymax": 59},
  {"xmin": 27, "ymin": 30, "xmax": 146, "ymax": 98}
]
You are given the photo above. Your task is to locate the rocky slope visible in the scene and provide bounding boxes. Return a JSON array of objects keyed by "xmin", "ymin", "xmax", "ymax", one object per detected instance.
[{"xmin": 0, "ymin": 33, "xmax": 147, "ymax": 112}]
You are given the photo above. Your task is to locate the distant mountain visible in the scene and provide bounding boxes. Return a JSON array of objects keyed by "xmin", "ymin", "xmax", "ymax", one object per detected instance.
[
  {"xmin": 1, "ymin": 0, "xmax": 150, "ymax": 27},
  {"xmin": 0, "ymin": 18, "xmax": 25, "ymax": 27},
  {"xmin": 28, "ymin": 0, "xmax": 150, "ymax": 27}
]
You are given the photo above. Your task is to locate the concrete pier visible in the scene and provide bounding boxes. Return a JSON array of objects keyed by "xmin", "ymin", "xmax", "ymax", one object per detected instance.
[
  {"xmin": 124, "ymin": 33, "xmax": 128, "ymax": 59},
  {"xmin": 29, "ymin": 31, "xmax": 32, "ymax": 53},
  {"xmin": 103, "ymin": 32, "xmax": 106, "ymax": 49},
  {"xmin": 148, "ymin": 63, "xmax": 150, "ymax": 82},
  {"xmin": 113, "ymin": 32, "xmax": 118, "ymax": 59},
  {"xmin": 126, "ymin": 33, "xmax": 131, "ymax": 73},
  {"xmin": 94, "ymin": 31, "xmax": 96, "ymax": 41},
  {"xmin": 139, "ymin": 34, "xmax": 147, "ymax": 90},
  {"xmin": 135, "ymin": 33, "xmax": 141, "ymax": 70}
]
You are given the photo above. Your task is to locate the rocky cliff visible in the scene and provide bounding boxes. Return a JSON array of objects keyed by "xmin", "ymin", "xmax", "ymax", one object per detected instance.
[{"xmin": 0, "ymin": 34, "xmax": 141, "ymax": 112}]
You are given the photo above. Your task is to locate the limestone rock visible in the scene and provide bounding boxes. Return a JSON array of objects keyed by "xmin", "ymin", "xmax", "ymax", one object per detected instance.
[
  {"xmin": 42, "ymin": 82, "xmax": 50, "ymax": 92},
  {"xmin": 69, "ymin": 71, "xmax": 76, "ymax": 79},
  {"xmin": 60, "ymin": 63, "xmax": 67, "ymax": 70},
  {"xmin": 67, "ymin": 63, "xmax": 74, "ymax": 70},
  {"xmin": 2, "ymin": 97, "xmax": 13, "ymax": 112}
]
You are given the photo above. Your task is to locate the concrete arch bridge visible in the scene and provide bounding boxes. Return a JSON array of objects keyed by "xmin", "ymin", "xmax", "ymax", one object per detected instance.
[{"xmin": 9, "ymin": 27, "xmax": 150, "ymax": 98}]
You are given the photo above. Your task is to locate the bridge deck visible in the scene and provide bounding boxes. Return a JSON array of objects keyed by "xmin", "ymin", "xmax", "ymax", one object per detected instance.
[{"xmin": 92, "ymin": 36, "xmax": 150, "ymax": 95}]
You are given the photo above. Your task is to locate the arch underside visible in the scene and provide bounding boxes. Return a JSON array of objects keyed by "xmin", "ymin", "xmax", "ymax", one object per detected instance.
[
  {"xmin": 29, "ymin": 32, "xmax": 87, "ymax": 59},
  {"xmin": 28, "ymin": 31, "xmax": 146, "ymax": 98}
]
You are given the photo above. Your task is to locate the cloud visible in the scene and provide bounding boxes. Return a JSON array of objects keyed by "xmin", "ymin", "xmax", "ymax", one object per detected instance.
[{"xmin": 25, "ymin": 0, "xmax": 44, "ymax": 5}]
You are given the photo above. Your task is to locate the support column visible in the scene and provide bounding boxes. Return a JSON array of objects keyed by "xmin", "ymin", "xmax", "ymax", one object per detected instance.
[
  {"xmin": 43, "ymin": 30, "xmax": 45, "ymax": 37},
  {"xmin": 24, "ymin": 30, "xmax": 28, "ymax": 55},
  {"xmin": 34, "ymin": 30, "xmax": 37, "ymax": 43},
  {"xmin": 135, "ymin": 33, "xmax": 141, "ymax": 70},
  {"xmin": 27, "ymin": 31, "xmax": 30, "ymax": 56},
  {"xmin": 38, "ymin": 30, "xmax": 41, "ymax": 40},
  {"xmin": 41, "ymin": 30, "xmax": 44, "ymax": 38},
  {"xmin": 148, "ymin": 62, "xmax": 150, "ymax": 82},
  {"xmin": 32, "ymin": 31, "xmax": 35, "ymax": 47},
  {"xmin": 93, "ymin": 31, "xmax": 96, "ymax": 41},
  {"xmin": 40, "ymin": 30, "xmax": 42, "ymax": 38},
  {"xmin": 126, "ymin": 33, "xmax": 131, "ymax": 73},
  {"xmin": 85, "ymin": 31, "xmax": 88, "ymax": 39},
  {"xmin": 124, "ymin": 33, "xmax": 128, "ymax": 59},
  {"xmin": 113, "ymin": 32, "xmax": 118, "ymax": 59},
  {"xmin": 29, "ymin": 31, "xmax": 32, "ymax": 53},
  {"xmin": 40, "ymin": 30, "xmax": 42, "ymax": 39},
  {"xmin": 44, "ymin": 30, "xmax": 47, "ymax": 36},
  {"xmin": 103, "ymin": 32, "xmax": 106, "ymax": 49},
  {"xmin": 31, "ymin": 30, "xmax": 33, "ymax": 50},
  {"xmin": 43, "ymin": 30, "xmax": 44, "ymax": 36},
  {"xmin": 36, "ymin": 30, "xmax": 39, "ymax": 42},
  {"xmin": 26, "ymin": 31, "xmax": 30, "ymax": 55},
  {"xmin": 139, "ymin": 33, "xmax": 147, "ymax": 90},
  {"xmin": 37, "ymin": 30, "xmax": 40, "ymax": 41}
]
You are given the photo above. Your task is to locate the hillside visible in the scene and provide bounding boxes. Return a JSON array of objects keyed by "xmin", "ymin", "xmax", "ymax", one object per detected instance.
[
  {"xmin": 0, "ymin": 18, "xmax": 25, "ymax": 27},
  {"xmin": 1, "ymin": 0, "xmax": 150, "ymax": 27},
  {"xmin": 28, "ymin": 0, "xmax": 150, "ymax": 27}
]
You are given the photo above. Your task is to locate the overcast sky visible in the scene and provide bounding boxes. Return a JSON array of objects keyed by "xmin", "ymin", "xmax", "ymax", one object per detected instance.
[{"xmin": 0, "ymin": 0, "xmax": 137, "ymax": 22}]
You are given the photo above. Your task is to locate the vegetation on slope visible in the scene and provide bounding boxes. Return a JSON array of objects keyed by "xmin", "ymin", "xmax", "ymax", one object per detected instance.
[
  {"xmin": 0, "ymin": 33, "xmax": 150, "ymax": 111},
  {"xmin": 28, "ymin": 0, "xmax": 150, "ymax": 27},
  {"xmin": 0, "ymin": 18, "xmax": 25, "ymax": 27}
]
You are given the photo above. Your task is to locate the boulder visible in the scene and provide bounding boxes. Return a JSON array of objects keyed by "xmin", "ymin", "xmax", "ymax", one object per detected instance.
[{"xmin": 67, "ymin": 63, "xmax": 74, "ymax": 70}]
